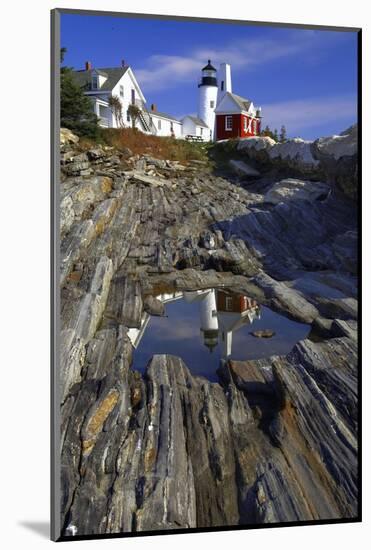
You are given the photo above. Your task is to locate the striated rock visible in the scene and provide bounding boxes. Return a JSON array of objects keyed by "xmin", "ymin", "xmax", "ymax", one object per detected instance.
[
  {"xmin": 229, "ymin": 159, "xmax": 261, "ymax": 177},
  {"xmin": 63, "ymin": 153, "xmax": 91, "ymax": 176},
  {"xmin": 264, "ymin": 178, "xmax": 330, "ymax": 204},
  {"xmin": 218, "ymin": 125, "xmax": 357, "ymax": 200},
  {"xmin": 332, "ymin": 230, "xmax": 358, "ymax": 274},
  {"xmin": 312, "ymin": 125, "xmax": 358, "ymax": 200},
  {"xmin": 60, "ymin": 334, "xmax": 358, "ymax": 534},
  {"xmin": 60, "ymin": 127, "xmax": 79, "ymax": 146},
  {"xmin": 60, "ymin": 220, "xmax": 96, "ymax": 285},
  {"xmin": 86, "ymin": 147, "xmax": 106, "ymax": 161},
  {"xmin": 226, "ymin": 359, "xmax": 275, "ymax": 395},
  {"xmin": 129, "ymin": 172, "xmax": 166, "ymax": 187},
  {"xmin": 268, "ymin": 138, "xmax": 320, "ymax": 174},
  {"xmin": 223, "ymin": 336, "xmax": 357, "ymax": 523},
  {"xmin": 60, "ymin": 195, "xmax": 75, "ymax": 235},
  {"xmin": 103, "ymin": 276, "xmax": 143, "ymax": 328},
  {"xmin": 313, "ymin": 124, "xmax": 357, "ymax": 161},
  {"xmin": 58, "ymin": 131, "xmax": 358, "ymax": 537},
  {"xmin": 254, "ymin": 272, "xmax": 319, "ymax": 323},
  {"xmin": 61, "ymin": 256, "xmax": 113, "ymax": 402},
  {"xmin": 199, "ymin": 229, "xmax": 223, "ymax": 250},
  {"xmin": 143, "ymin": 295, "xmax": 165, "ymax": 316},
  {"xmin": 237, "ymin": 136, "xmax": 276, "ymax": 154}
]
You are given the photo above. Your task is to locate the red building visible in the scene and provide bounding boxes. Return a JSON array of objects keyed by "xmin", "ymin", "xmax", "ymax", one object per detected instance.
[
  {"xmin": 216, "ymin": 290, "xmax": 259, "ymax": 313},
  {"xmin": 215, "ymin": 92, "xmax": 261, "ymax": 141}
]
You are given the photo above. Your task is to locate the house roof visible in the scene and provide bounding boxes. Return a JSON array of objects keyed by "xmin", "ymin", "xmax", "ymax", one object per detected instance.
[
  {"xmin": 71, "ymin": 66, "xmax": 129, "ymax": 91},
  {"xmin": 150, "ymin": 110, "xmax": 180, "ymax": 122},
  {"xmin": 182, "ymin": 115, "xmax": 209, "ymax": 128},
  {"xmin": 228, "ymin": 92, "xmax": 252, "ymax": 112},
  {"xmin": 94, "ymin": 69, "xmax": 108, "ymax": 77},
  {"xmin": 215, "ymin": 92, "xmax": 253, "ymax": 114}
]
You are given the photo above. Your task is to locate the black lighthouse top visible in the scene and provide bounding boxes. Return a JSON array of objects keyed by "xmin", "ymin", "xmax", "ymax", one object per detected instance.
[{"xmin": 198, "ymin": 59, "xmax": 217, "ymax": 88}]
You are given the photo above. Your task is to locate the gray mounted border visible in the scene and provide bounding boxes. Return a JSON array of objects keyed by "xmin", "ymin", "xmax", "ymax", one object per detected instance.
[{"xmin": 51, "ymin": 8, "xmax": 61, "ymax": 542}]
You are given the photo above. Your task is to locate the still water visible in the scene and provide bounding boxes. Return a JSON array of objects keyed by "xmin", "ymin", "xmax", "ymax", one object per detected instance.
[{"xmin": 131, "ymin": 288, "xmax": 310, "ymax": 382}]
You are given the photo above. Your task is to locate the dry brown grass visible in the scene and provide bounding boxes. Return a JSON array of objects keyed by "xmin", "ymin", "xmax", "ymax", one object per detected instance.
[{"xmin": 102, "ymin": 128, "xmax": 208, "ymax": 163}]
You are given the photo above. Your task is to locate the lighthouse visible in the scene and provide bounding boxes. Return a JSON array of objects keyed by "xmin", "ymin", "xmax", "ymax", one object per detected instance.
[{"xmin": 198, "ymin": 60, "xmax": 218, "ymax": 141}]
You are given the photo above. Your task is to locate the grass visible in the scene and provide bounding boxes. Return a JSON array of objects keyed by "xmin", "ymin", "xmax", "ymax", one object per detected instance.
[
  {"xmin": 98, "ymin": 128, "xmax": 211, "ymax": 163},
  {"xmin": 68, "ymin": 126, "xmax": 224, "ymax": 167}
]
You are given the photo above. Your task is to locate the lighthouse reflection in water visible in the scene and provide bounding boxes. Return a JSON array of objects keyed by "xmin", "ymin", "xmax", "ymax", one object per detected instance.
[
  {"xmin": 183, "ymin": 289, "xmax": 261, "ymax": 358},
  {"xmin": 132, "ymin": 288, "xmax": 310, "ymax": 382}
]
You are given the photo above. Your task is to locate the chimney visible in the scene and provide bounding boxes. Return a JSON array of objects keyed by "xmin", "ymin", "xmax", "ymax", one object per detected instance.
[
  {"xmin": 218, "ymin": 63, "xmax": 232, "ymax": 101},
  {"xmin": 151, "ymin": 103, "xmax": 157, "ymax": 112},
  {"xmin": 85, "ymin": 61, "xmax": 92, "ymax": 70},
  {"xmin": 121, "ymin": 59, "xmax": 126, "ymax": 68}
]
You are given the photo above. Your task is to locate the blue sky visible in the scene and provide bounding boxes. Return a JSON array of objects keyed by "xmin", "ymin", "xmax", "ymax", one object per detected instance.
[{"xmin": 61, "ymin": 13, "xmax": 358, "ymax": 139}]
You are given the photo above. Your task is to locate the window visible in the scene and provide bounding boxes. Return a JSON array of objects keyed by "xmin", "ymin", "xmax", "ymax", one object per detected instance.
[
  {"xmin": 127, "ymin": 111, "xmax": 130, "ymax": 123},
  {"xmin": 244, "ymin": 117, "xmax": 252, "ymax": 133},
  {"xmin": 158, "ymin": 119, "xmax": 161, "ymax": 130},
  {"xmin": 243, "ymin": 117, "xmax": 248, "ymax": 131},
  {"xmin": 221, "ymin": 81, "xmax": 224, "ymax": 91},
  {"xmin": 210, "ymin": 100, "xmax": 215, "ymax": 108},
  {"xmin": 225, "ymin": 115, "xmax": 233, "ymax": 131},
  {"xmin": 92, "ymin": 75, "xmax": 98, "ymax": 90},
  {"xmin": 200, "ymin": 127, "xmax": 203, "ymax": 136},
  {"xmin": 226, "ymin": 296, "xmax": 233, "ymax": 311},
  {"xmin": 131, "ymin": 88, "xmax": 135, "ymax": 104},
  {"xmin": 120, "ymin": 85, "xmax": 124, "ymax": 97},
  {"xmin": 170, "ymin": 122, "xmax": 174, "ymax": 131}
]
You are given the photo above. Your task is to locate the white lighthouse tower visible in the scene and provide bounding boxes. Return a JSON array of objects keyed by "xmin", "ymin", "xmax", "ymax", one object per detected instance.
[{"xmin": 198, "ymin": 60, "xmax": 218, "ymax": 141}]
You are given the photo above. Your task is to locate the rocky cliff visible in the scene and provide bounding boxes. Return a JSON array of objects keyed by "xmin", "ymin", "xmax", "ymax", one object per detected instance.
[
  {"xmin": 59, "ymin": 127, "xmax": 358, "ymax": 537},
  {"xmin": 216, "ymin": 124, "xmax": 358, "ymax": 200}
]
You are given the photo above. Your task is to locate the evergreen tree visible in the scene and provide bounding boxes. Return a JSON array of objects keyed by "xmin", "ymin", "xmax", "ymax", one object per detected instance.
[
  {"xmin": 261, "ymin": 125, "xmax": 272, "ymax": 138},
  {"xmin": 60, "ymin": 48, "xmax": 101, "ymax": 139},
  {"xmin": 273, "ymin": 128, "xmax": 279, "ymax": 142},
  {"xmin": 279, "ymin": 125, "xmax": 287, "ymax": 143}
]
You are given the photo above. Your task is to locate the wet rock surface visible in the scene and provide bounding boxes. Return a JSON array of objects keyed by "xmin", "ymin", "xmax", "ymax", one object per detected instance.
[{"xmin": 59, "ymin": 128, "xmax": 358, "ymax": 537}]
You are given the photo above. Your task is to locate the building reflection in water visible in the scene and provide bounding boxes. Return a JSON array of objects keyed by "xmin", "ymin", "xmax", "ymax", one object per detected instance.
[
  {"xmin": 127, "ymin": 288, "xmax": 261, "ymax": 361},
  {"xmin": 184, "ymin": 288, "xmax": 261, "ymax": 359}
]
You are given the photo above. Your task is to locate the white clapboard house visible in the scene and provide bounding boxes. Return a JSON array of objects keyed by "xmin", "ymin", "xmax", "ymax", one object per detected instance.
[{"xmin": 71, "ymin": 61, "xmax": 180, "ymax": 136}]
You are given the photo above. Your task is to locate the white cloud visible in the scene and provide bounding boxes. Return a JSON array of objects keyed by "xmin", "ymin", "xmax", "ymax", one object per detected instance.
[
  {"xmin": 262, "ymin": 95, "xmax": 357, "ymax": 136},
  {"xmin": 135, "ymin": 30, "xmax": 344, "ymax": 92},
  {"xmin": 136, "ymin": 55, "xmax": 201, "ymax": 90}
]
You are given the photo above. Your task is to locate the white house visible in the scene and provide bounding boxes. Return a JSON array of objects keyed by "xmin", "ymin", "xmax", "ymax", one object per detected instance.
[
  {"xmin": 181, "ymin": 116, "xmax": 210, "ymax": 142},
  {"xmin": 72, "ymin": 61, "xmax": 179, "ymax": 136},
  {"xmin": 150, "ymin": 105, "xmax": 183, "ymax": 138}
]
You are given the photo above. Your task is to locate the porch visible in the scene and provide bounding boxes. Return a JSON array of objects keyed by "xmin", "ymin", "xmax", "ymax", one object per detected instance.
[{"xmin": 92, "ymin": 98, "xmax": 112, "ymax": 128}]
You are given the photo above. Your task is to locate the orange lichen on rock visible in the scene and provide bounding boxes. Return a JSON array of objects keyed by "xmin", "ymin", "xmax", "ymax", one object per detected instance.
[
  {"xmin": 100, "ymin": 176, "xmax": 113, "ymax": 194},
  {"xmin": 82, "ymin": 390, "xmax": 119, "ymax": 455}
]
